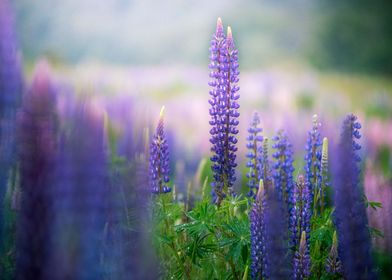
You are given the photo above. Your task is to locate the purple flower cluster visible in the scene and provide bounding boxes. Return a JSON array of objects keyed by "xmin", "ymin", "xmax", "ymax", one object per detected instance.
[
  {"xmin": 208, "ymin": 18, "xmax": 240, "ymax": 205},
  {"xmin": 272, "ymin": 129, "xmax": 295, "ymax": 210},
  {"xmin": 16, "ymin": 62, "xmax": 57, "ymax": 279},
  {"xmin": 294, "ymin": 231, "xmax": 311, "ymax": 279},
  {"xmin": 246, "ymin": 112, "xmax": 263, "ymax": 198},
  {"xmin": 333, "ymin": 114, "xmax": 375, "ymax": 279},
  {"xmin": 304, "ymin": 114, "xmax": 322, "ymax": 210},
  {"xmin": 249, "ymin": 182, "xmax": 266, "ymax": 279},
  {"xmin": 48, "ymin": 102, "xmax": 109, "ymax": 279},
  {"xmin": 263, "ymin": 189, "xmax": 291, "ymax": 279},
  {"xmin": 0, "ymin": 0, "xmax": 23, "ymax": 245},
  {"xmin": 149, "ymin": 107, "xmax": 171, "ymax": 194},
  {"xmin": 291, "ymin": 175, "xmax": 311, "ymax": 252}
]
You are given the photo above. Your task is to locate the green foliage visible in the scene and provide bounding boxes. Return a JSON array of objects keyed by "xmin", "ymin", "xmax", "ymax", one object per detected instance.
[
  {"xmin": 309, "ymin": 209, "xmax": 336, "ymax": 279},
  {"xmin": 311, "ymin": 0, "xmax": 392, "ymax": 75}
]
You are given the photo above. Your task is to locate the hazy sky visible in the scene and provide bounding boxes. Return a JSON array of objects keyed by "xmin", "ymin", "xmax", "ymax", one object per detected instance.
[{"xmin": 13, "ymin": 0, "xmax": 314, "ymax": 67}]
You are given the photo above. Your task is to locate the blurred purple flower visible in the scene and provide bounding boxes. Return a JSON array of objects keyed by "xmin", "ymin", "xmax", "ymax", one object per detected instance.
[
  {"xmin": 332, "ymin": 114, "xmax": 375, "ymax": 280},
  {"xmin": 246, "ymin": 112, "xmax": 263, "ymax": 198},
  {"xmin": 48, "ymin": 102, "xmax": 109, "ymax": 279},
  {"xmin": 208, "ymin": 18, "xmax": 240, "ymax": 205},
  {"xmin": 0, "ymin": 0, "xmax": 23, "ymax": 246},
  {"xmin": 263, "ymin": 188, "xmax": 291, "ymax": 279},
  {"xmin": 15, "ymin": 61, "xmax": 57, "ymax": 279},
  {"xmin": 149, "ymin": 107, "xmax": 171, "ymax": 194}
]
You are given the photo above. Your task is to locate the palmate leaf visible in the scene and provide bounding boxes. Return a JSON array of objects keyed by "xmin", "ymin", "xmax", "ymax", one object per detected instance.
[
  {"xmin": 184, "ymin": 233, "xmax": 217, "ymax": 265},
  {"xmin": 220, "ymin": 217, "xmax": 250, "ymax": 264},
  {"xmin": 175, "ymin": 201, "xmax": 217, "ymax": 236}
]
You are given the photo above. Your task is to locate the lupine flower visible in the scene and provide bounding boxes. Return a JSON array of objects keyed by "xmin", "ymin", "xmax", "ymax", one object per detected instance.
[
  {"xmin": 294, "ymin": 231, "xmax": 311, "ymax": 280},
  {"xmin": 333, "ymin": 114, "xmax": 375, "ymax": 280},
  {"xmin": 149, "ymin": 106, "xmax": 171, "ymax": 194},
  {"xmin": 326, "ymin": 231, "xmax": 342, "ymax": 275},
  {"xmin": 208, "ymin": 18, "xmax": 240, "ymax": 205},
  {"xmin": 0, "ymin": 0, "xmax": 23, "ymax": 246},
  {"xmin": 263, "ymin": 187, "xmax": 290, "ymax": 279},
  {"xmin": 272, "ymin": 129, "xmax": 295, "ymax": 211},
  {"xmin": 16, "ymin": 62, "xmax": 57, "ymax": 279},
  {"xmin": 291, "ymin": 175, "xmax": 311, "ymax": 252},
  {"xmin": 48, "ymin": 102, "xmax": 109, "ymax": 279},
  {"xmin": 304, "ymin": 114, "xmax": 322, "ymax": 212},
  {"xmin": 246, "ymin": 112, "xmax": 263, "ymax": 198},
  {"xmin": 250, "ymin": 180, "xmax": 266, "ymax": 279}
]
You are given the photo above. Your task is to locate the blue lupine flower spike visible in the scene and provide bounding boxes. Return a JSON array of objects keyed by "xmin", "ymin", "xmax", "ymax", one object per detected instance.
[
  {"xmin": 272, "ymin": 129, "xmax": 295, "ymax": 212},
  {"xmin": 250, "ymin": 179, "xmax": 266, "ymax": 279},
  {"xmin": 208, "ymin": 19, "xmax": 240, "ymax": 206},
  {"xmin": 333, "ymin": 114, "xmax": 375, "ymax": 279},
  {"xmin": 246, "ymin": 112, "xmax": 263, "ymax": 199},
  {"xmin": 149, "ymin": 106, "xmax": 171, "ymax": 194},
  {"xmin": 304, "ymin": 114, "xmax": 322, "ymax": 215}
]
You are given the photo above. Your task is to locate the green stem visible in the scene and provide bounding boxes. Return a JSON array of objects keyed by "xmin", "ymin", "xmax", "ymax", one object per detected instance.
[{"xmin": 160, "ymin": 195, "xmax": 191, "ymax": 279}]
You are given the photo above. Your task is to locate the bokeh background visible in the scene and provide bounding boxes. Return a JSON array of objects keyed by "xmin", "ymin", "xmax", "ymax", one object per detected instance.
[{"xmin": 1, "ymin": 0, "xmax": 392, "ymax": 278}]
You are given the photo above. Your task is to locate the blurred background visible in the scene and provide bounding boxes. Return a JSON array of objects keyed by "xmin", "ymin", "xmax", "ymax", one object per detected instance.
[{"xmin": 1, "ymin": 0, "xmax": 392, "ymax": 278}]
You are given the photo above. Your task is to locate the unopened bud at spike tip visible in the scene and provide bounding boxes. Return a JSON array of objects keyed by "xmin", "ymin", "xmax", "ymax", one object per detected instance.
[
  {"xmin": 216, "ymin": 17, "xmax": 223, "ymax": 34},
  {"xmin": 160, "ymin": 106, "xmax": 165, "ymax": 119},
  {"xmin": 322, "ymin": 137, "xmax": 328, "ymax": 156},
  {"xmin": 300, "ymin": 230, "xmax": 307, "ymax": 250},
  {"xmin": 256, "ymin": 179, "xmax": 264, "ymax": 202},
  {"xmin": 227, "ymin": 26, "xmax": 232, "ymax": 39}
]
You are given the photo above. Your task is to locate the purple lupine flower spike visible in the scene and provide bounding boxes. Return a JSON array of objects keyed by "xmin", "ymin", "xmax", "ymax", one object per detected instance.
[
  {"xmin": 272, "ymin": 129, "xmax": 295, "ymax": 210},
  {"xmin": 16, "ymin": 61, "xmax": 57, "ymax": 279},
  {"xmin": 304, "ymin": 114, "xmax": 322, "ymax": 212},
  {"xmin": 326, "ymin": 231, "xmax": 342, "ymax": 275},
  {"xmin": 48, "ymin": 102, "xmax": 108, "ymax": 279},
  {"xmin": 0, "ymin": 0, "xmax": 24, "ymax": 246},
  {"xmin": 294, "ymin": 231, "xmax": 311, "ymax": 280},
  {"xmin": 263, "ymin": 187, "xmax": 290, "ymax": 279},
  {"xmin": 246, "ymin": 112, "xmax": 263, "ymax": 198},
  {"xmin": 291, "ymin": 175, "xmax": 311, "ymax": 253},
  {"xmin": 333, "ymin": 114, "xmax": 375, "ymax": 280},
  {"xmin": 250, "ymin": 180, "xmax": 266, "ymax": 279},
  {"xmin": 149, "ymin": 106, "xmax": 171, "ymax": 194},
  {"xmin": 209, "ymin": 19, "xmax": 240, "ymax": 206}
]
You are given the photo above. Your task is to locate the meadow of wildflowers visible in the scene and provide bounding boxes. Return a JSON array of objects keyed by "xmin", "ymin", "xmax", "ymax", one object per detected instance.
[{"xmin": 1, "ymin": 1, "xmax": 392, "ymax": 279}]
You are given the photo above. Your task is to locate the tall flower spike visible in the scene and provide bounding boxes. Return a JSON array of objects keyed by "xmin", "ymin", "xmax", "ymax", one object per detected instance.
[
  {"xmin": 333, "ymin": 114, "xmax": 375, "ymax": 279},
  {"xmin": 149, "ymin": 106, "xmax": 171, "ymax": 194},
  {"xmin": 272, "ymin": 129, "xmax": 295, "ymax": 211},
  {"xmin": 291, "ymin": 175, "xmax": 311, "ymax": 253},
  {"xmin": 263, "ymin": 188, "xmax": 290, "ymax": 279},
  {"xmin": 250, "ymin": 180, "xmax": 266, "ymax": 279},
  {"xmin": 326, "ymin": 231, "xmax": 342, "ymax": 275},
  {"xmin": 0, "ymin": 0, "xmax": 24, "ymax": 247},
  {"xmin": 246, "ymin": 112, "xmax": 263, "ymax": 199},
  {"xmin": 208, "ymin": 19, "xmax": 240, "ymax": 205},
  {"xmin": 294, "ymin": 231, "xmax": 311, "ymax": 280},
  {"xmin": 304, "ymin": 114, "xmax": 322, "ymax": 214},
  {"xmin": 16, "ymin": 62, "xmax": 57, "ymax": 279}
]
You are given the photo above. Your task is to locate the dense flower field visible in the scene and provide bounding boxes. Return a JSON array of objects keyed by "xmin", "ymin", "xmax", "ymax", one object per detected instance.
[{"xmin": 1, "ymin": 1, "xmax": 392, "ymax": 279}]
